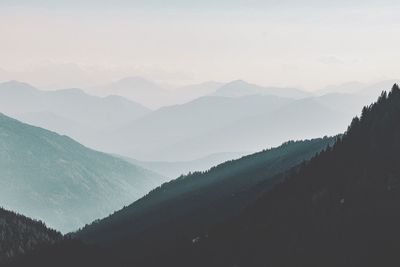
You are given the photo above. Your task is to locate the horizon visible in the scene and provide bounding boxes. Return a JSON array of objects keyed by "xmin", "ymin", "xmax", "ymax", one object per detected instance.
[
  {"xmin": 2, "ymin": 1, "xmax": 400, "ymax": 90},
  {"xmin": 1, "ymin": 75, "xmax": 400, "ymax": 92}
]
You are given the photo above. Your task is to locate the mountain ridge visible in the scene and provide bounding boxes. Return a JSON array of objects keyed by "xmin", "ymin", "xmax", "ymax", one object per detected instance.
[{"xmin": 0, "ymin": 113, "xmax": 164, "ymax": 233}]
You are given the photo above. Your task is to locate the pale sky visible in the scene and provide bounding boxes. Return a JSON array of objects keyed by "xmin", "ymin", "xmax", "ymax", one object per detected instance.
[{"xmin": 1, "ymin": 1, "xmax": 400, "ymax": 89}]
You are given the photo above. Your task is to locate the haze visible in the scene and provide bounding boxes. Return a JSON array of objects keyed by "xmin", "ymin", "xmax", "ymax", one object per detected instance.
[{"xmin": 1, "ymin": 0, "xmax": 400, "ymax": 90}]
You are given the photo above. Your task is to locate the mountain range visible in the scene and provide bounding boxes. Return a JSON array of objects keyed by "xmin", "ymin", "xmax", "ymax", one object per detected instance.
[
  {"xmin": 109, "ymin": 94, "xmax": 295, "ymax": 160},
  {"xmin": 92, "ymin": 77, "xmax": 225, "ymax": 108},
  {"xmin": 0, "ymin": 78, "xmax": 389, "ymax": 175},
  {"xmin": 107, "ymin": 90, "xmax": 373, "ymax": 161},
  {"xmin": 60, "ymin": 85, "xmax": 400, "ymax": 267},
  {"xmin": 0, "ymin": 80, "xmax": 150, "ymax": 151},
  {"xmin": 2, "ymin": 84, "xmax": 400, "ymax": 267}
]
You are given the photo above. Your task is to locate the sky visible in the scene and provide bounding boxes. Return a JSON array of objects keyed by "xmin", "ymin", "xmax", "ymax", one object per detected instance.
[{"xmin": 1, "ymin": 1, "xmax": 400, "ymax": 90}]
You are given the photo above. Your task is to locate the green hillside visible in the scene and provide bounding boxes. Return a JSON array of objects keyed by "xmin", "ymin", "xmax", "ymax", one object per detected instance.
[{"xmin": 0, "ymin": 113, "xmax": 164, "ymax": 233}]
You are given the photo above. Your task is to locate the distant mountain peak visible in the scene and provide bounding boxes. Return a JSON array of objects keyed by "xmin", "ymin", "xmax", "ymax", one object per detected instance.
[
  {"xmin": 215, "ymin": 80, "xmax": 309, "ymax": 99},
  {"xmin": 226, "ymin": 79, "xmax": 252, "ymax": 85}
]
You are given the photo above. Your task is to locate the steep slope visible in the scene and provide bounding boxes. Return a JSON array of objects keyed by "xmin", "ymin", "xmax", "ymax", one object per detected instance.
[
  {"xmin": 77, "ymin": 137, "xmax": 336, "ymax": 258},
  {"xmin": 214, "ymin": 80, "xmax": 310, "ymax": 99},
  {"xmin": 0, "ymin": 113, "xmax": 164, "ymax": 233},
  {"xmin": 0, "ymin": 207, "xmax": 61, "ymax": 264},
  {"xmin": 184, "ymin": 84, "xmax": 400, "ymax": 267}
]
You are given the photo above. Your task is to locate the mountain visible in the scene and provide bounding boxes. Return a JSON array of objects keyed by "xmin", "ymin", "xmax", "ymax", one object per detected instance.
[
  {"xmin": 158, "ymin": 96, "xmax": 351, "ymax": 160},
  {"xmin": 94, "ymin": 78, "xmax": 310, "ymax": 109},
  {"xmin": 69, "ymin": 85, "xmax": 400, "ymax": 267},
  {"xmin": 169, "ymin": 81, "xmax": 224, "ymax": 104},
  {"xmin": 8, "ymin": 85, "xmax": 398, "ymax": 267},
  {"xmin": 106, "ymin": 91, "xmax": 374, "ymax": 161},
  {"xmin": 108, "ymin": 94, "xmax": 294, "ymax": 160},
  {"xmin": 0, "ymin": 207, "xmax": 61, "ymax": 264},
  {"xmin": 0, "ymin": 80, "xmax": 150, "ymax": 150},
  {"xmin": 176, "ymin": 84, "xmax": 400, "ymax": 267},
  {"xmin": 214, "ymin": 80, "xmax": 311, "ymax": 99},
  {"xmin": 93, "ymin": 78, "xmax": 226, "ymax": 108},
  {"xmin": 93, "ymin": 76, "xmax": 171, "ymax": 109},
  {"xmin": 0, "ymin": 113, "xmax": 164, "ymax": 233},
  {"xmin": 76, "ymin": 137, "xmax": 336, "ymax": 259}
]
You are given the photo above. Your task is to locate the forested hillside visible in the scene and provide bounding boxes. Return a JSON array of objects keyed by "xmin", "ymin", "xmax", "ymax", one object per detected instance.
[
  {"xmin": 76, "ymin": 136, "xmax": 336, "ymax": 262},
  {"xmin": 0, "ymin": 207, "xmax": 61, "ymax": 264}
]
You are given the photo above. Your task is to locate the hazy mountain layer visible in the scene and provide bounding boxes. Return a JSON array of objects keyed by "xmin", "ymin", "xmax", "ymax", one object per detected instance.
[
  {"xmin": 92, "ymin": 77, "xmax": 170, "ymax": 109},
  {"xmin": 93, "ymin": 77, "xmax": 225, "ymax": 108},
  {"xmin": 0, "ymin": 80, "xmax": 150, "ymax": 150},
  {"xmin": 145, "ymin": 95, "xmax": 363, "ymax": 160},
  {"xmin": 105, "ymin": 89, "xmax": 378, "ymax": 161},
  {"xmin": 109, "ymin": 94, "xmax": 295, "ymax": 160},
  {"xmin": 0, "ymin": 79, "xmax": 386, "ymax": 173}
]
